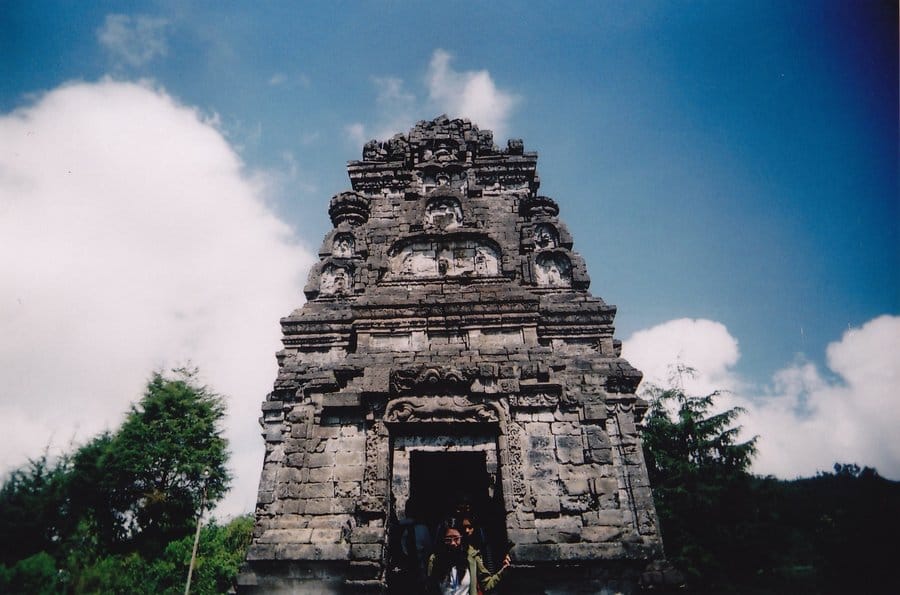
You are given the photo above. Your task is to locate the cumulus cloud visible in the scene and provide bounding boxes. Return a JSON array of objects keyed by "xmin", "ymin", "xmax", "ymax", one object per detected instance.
[
  {"xmin": 344, "ymin": 49, "xmax": 519, "ymax": 147},
  {"xmin": 623, "ymin": 318, "xmax": 741, "ymax": 396},
  {"xmin": 344, "ymin": 122, "xmax": 367, "ymax": 147},
  {"xmin": 425, "ymin": 49, "xmax": 519, "ymax": 142},
  {"xmin": 0, "ymin": 80, "xmax": 315, "ymax": 517},
  {"xmin": 624, "ymin": 315, "xmax": 900, "ymax": 480},
  {"xmin": 97, "ymin": 14, "xmax": 170, "ymax": 67},
  {"xmin": 343, "ymin": 77, "xmax": 418, "ymax": 148}
]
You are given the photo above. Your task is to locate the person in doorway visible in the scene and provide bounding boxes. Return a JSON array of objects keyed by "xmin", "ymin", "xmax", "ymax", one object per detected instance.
[
  {"xmin": 460, "ymin": 515, "xmax": 496, "ymax": 573},
  {"xmin": 426, "ymin": 518, "xmax": 510, "ymax": 595}
]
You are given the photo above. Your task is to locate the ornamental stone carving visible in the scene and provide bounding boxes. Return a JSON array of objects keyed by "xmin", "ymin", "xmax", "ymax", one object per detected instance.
[
  {"xmin": 332, "ymin": 233, "xmax": 354, "ymax": 258},
  {"xmin": 535, "ymin": 252, "xmax": 573, "ymax": 287},
  {"xmin": 534, "ymin": 222, "xmax": 559, "ymax": 249},
  {"xmin": 384, "ymin": 396, "xmax": 501, "ymax": 424},
  {"xmin": 389, "ymin": 365, "xmax": 478, "ymax": 395},
  {"xmin": 328, "ymin": 191, "xmax": 370, "ymax": 226},
  {"xmin": 522, "ymin": 194, "xmax": 560, "ymax": 218},
  {"xmin": 319, "ymin": 263, "xmax": 352, "ymax": 295},
  {"xmin": 424, "ymin": 194, "xmax": 463, "ymax": 230},
  {"xmin": 387, "ymin": 238, "xmax": 500, "ymax": 280}
]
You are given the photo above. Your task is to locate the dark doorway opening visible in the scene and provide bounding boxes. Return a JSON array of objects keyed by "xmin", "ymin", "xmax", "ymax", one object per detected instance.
[
  {"xmin": 410, "ymin": 451, "xmax": 490, "ymax": 529},
  {"xmin": 388, "ymin": 450, "xmax": 508, "ymax": 585}
]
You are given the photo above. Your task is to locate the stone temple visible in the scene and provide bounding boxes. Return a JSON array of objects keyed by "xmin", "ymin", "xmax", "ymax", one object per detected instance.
[{"xmin": 239, "ymin": 116, "xmax": 664, "ymax": 593}]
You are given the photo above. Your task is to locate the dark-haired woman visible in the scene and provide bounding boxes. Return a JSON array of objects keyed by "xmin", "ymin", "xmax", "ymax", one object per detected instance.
[{"xmin": 426, "ymin": 519, "xmax": 509, "ymax": 595}]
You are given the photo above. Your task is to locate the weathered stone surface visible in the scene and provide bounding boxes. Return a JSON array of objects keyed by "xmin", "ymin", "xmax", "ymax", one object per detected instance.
[{"xmin": 240, "ymin": 116, "xmax": 664, "ymax": 593}]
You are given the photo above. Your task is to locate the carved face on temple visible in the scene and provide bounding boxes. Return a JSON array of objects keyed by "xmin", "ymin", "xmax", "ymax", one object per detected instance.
[
  {"xmin": 534, "ymin": 223, "xmax": 559, "ymax": 248},
  {"xmin": 535, "ymin": 252, "xmax": 572, "ymax": 287},
  {"xmin": 332, "ymin": 233, "xmax": 354, "ymax": 258},
  {"xmin": 319, "ymin": 263, "xmax": 352, "ymax": 295},
  {"xmin": 425, "ymin": 196, "xmax": 463, "ymax": 230}
]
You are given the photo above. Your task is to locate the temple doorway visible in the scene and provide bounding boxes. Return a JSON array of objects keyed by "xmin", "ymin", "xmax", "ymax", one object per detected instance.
[
  {"xmin": 387, "ymin": 446, "xmax": 508, "ymax": 593},
  {"xmin": 409, "ymin": 451, "xmax": 490, "ymax": 528}
]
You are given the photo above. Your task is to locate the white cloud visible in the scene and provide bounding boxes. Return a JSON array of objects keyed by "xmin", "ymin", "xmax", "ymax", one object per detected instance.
[
  {"xmin": 268, "ymin": 73, "xmax": 287, "ymax": 86},
  {"xmin": 624, "ymin": 315, "xmax": 900, "ymax": 480},
  {"xmin": 623, "ymin": 318, "xmax": 741, "ymax": 396},
  {"xmin": 344, "ymin": 122, "xmax": 367, "ymax": 147},
  {"xmin": 342, "ymin": 78, "xmax": 418, "ymax": 148},
  {"xmin": 343, "ymin": 49, "xmax": 520, "ymax": 147},
  {"xmin": 425, "ymin": 49, "xmax": 519, "ymax": 142},
  {"xmin": 0, "ymin": 80, "xmax": 315, "ymax": 517},
  {"xmin": 97, "ymin": 14, "xmax": 169, "ymax": 67}
]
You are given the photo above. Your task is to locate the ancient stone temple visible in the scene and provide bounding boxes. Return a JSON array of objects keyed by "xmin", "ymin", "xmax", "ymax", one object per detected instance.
[{"xmin": 239, "ymin": 116, "xmax": 663, "ymax": 593}]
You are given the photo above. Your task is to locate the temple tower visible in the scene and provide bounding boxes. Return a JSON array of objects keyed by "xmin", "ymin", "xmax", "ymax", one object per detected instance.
[{"xmin": 239, "ymin": 116, "xmax": 663, "ymax": 593}]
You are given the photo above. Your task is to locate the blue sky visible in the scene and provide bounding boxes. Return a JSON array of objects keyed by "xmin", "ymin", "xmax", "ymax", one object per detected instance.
[{"xmin": 1, "ymin": 2, "xmax": 897, "ymax": 514}]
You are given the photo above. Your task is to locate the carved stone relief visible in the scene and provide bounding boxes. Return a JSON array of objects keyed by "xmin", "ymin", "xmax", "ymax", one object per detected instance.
[
  {"xmin": 332, "ymin": 233, "xmax": 354, "ymax": 258},
  {"xmin": 389, "ymin": 365, "xmax": 478, "ymax": 395},
  {"xmin": 420, "ymin": 168, "xmax": 468, "ymax": 195},
  {"xmin": 425, "ymin": 196, "xmax": 463, "ymax": 230},
  {"xmin": 359, "ymin": 418, "xmax": 388, "ymax": 515},
  {"xmin": 534, "ymin": 252, "xmax": 573, "ymax": 287},
  {"xmin": 422, "ymin": 147, "xmax": 458, "ymax": 164},
  {"xmin": 384, "ymin": 396, "xmax": 500, "ymax": 424},
  {"xmin": 506, "ymin": 421, "xmax": 527, "ymax": 506},
  {"xmin": 509, "ymin": 391, "xmax": 559, "ymax": 409},
  {"xmin": 534, "ymin": 223, "xmax": 559, "ymax": 249},
  {"xmin": 388, "ymin": 239, "xmax": 500, "ymax": 280},
  {"xmin": 320, "ymin": 263, "xmax": 352, "ymax": 296}
]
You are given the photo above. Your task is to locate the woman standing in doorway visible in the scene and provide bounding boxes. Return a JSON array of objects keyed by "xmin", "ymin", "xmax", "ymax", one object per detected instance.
[{"xmin": 426, "ymin": 518, "xmax": 510, "ymax": 595}]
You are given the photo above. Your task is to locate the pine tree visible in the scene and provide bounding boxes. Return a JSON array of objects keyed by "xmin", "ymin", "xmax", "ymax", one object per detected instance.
[{"xmin": 640, "ymin": 367, "xmax": 757, "ymax": 588}]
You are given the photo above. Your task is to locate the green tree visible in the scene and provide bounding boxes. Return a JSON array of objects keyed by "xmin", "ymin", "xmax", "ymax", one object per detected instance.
[
  {"xmin": 640, "ymin": 370, "xmax": 900, "ymax": 593},
  {"xmin": 0, "ymin": 453, "xmax": 72, "ymax": 565},
  {"xmin": 90, "ymin": 367, "xmax": 231, "ymax": 555},
  {"xmin": 640, "ymin": 369, "xmax": 758, "ymax": 590},
  {"xmin": 0, "ymin": 367, "xmax": 239, "ymax": 591},
  {"xmin": 69, "ymin": 515, "xmax": 254, "ymax": 594},
  {"xmin": 0, "ymin": 551, "xmax": 60, "ymax": 594}
]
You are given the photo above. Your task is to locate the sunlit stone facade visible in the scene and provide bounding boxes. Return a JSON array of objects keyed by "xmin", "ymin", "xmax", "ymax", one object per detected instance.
[{"xmin": 239, "ymin": 116, "xmax": 663, "ymax": 593}]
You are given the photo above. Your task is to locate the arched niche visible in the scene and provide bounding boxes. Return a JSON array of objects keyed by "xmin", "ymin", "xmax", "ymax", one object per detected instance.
[
  {"xmin": 386, "ymin": 236, "xmax": 501, "ymax": 280},
  {"xmin": 534, "ymin": 252, "xmax": 572, "ymax": 288},
  {"xmin": 418, "ymin": 160, "xmax": 468, "ymax": 194},
  {"xmin": 319, "ymin": 263, "xmax": 353, "ymax": 296},
  {"xmin": 424, "ymin": 195, "xmax": 463, "ymax": 230},
  {"xmin": 533, "ymin": 223, "xmax": 559, "ymax": 249},
  {"xmin": 332, "ymin": 232, "xmax": 355, "ymax": 258}
]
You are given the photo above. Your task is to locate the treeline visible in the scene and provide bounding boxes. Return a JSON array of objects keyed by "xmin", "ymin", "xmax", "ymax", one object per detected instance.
[
  {"xmin": 0, "ymin": 369, "xmax": 252, "ymax": 594},
  {"xmin": 642, "ymin": 381, "xmax": 900, "ymax": 593}
]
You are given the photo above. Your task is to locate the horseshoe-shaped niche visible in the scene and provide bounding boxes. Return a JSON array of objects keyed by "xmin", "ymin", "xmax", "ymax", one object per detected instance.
[
  {"xmin": 424, "ymin": 194, "xmax": 463, "ymax": 230},
  {"xmin": 534, "ymin": 252, "xmax": 572, "ymax": 288},
  {"xmin": 533, "ymin": 222, "xmax": 560, "ymax": 249},
  {"xmin": 331, "ymin": 232, "xmax": 355, "ymax": 258},
  {"xmin": 319, "ymin": 262, "xmax": 354, "ymax": 296},
  {"xmin": 386, "ymin": 235, "xmax": 501, "ymax": 280}
]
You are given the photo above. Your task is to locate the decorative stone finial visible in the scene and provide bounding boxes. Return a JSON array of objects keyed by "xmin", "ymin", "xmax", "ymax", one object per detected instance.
[
  {"xmin": 522, "ymin": 195, "xmax": 560, "ymax": 217},
  {"xmin": 328, "ymin": 191, "xmax": 370, "ymax": 226}
]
